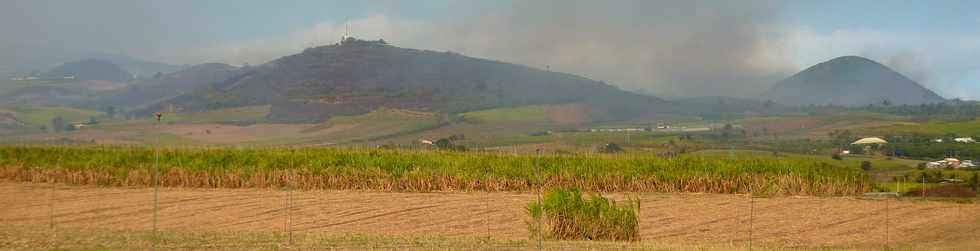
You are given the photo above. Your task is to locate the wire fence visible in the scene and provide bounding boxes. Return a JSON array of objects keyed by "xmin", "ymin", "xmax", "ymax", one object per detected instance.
[
  {"xmin": 0, "ymin": 144, "xmax": 978, "ymax": 249},
  {"xmin": 2, "ymin": 180, "xmax": 979, "ymax": 250}
]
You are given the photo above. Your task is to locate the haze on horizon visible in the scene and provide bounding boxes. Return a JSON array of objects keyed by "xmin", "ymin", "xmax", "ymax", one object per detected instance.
[{"xmin": 2, "ymin": 0, "xmax": 978, "ymax": 100}]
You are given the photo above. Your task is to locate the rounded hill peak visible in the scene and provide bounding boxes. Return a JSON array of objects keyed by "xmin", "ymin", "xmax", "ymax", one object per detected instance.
[
  {"xmin": 761, "ymin": 55, "xmax": 945, "ymax": 106},
  {"xmin": 819, "ymin": 56, "xmax": 886, "ymax": 69}
]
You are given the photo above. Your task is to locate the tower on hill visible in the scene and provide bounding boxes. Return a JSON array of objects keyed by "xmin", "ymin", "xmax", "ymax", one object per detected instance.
[{"xmin": 341, "ymin": 19, "xmax": 353, "ymax": 44}]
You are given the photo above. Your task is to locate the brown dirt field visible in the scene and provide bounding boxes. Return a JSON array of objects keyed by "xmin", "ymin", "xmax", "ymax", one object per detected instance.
[
  {"xmin": 545, "ymin": 103, "xmax": 592, "ymax": 125},
  {"xmin": 79, "ymin": 80, "xmax": 127, "ymax": 91},
  {"xmin": 1, "ymin": 182, "xmax": 978, "ymax": 250},
  {"xmin": 160, "ymin": 123, "xmax": 316, "ymax": 144}
]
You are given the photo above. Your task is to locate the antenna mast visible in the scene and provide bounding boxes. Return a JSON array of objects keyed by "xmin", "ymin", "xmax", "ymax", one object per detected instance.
[{"xmin": 346, "ymin": 20, "xmax": 352, "ymax": 39}]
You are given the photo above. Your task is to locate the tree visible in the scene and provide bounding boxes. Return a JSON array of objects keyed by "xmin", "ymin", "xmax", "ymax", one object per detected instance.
[
  {"xmin": 50, "ymin": 116, "xmax": 64, "ymax": 133},
  {"xmin": 829, "ymin": 130, "xmax": 855, "ymax": 146},
  {"xmin": 599, "ymin": 143, "xmax": 623, "ymax": 153},
  {"xmin": 972, "ymin": 173, "xmax": 979, "ymax": 192},
  {"xmin": 763, "ymin": 100, "xmax": 775, "ymax": 108},
  {"xmin": 103, "ymin": 106, "xmax": 116, "ymax": 118},
  {"xmin": 434, "ymin": 138, "xmax": 453, "ymax": 149}
]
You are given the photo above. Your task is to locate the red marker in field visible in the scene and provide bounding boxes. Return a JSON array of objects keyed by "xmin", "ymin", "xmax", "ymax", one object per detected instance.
[{"xmin": 154, "ymin": 112, "xmax": 162, "ymax": 121}]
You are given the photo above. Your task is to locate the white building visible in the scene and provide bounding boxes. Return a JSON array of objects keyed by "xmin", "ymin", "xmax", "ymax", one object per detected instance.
[
  {"xmin": 953, "ymin": 137, "xmax": 976, "ymax": 143},
  {"xmin": 925, "ymin": 158, "xmax": 977, "ymax": 169}
]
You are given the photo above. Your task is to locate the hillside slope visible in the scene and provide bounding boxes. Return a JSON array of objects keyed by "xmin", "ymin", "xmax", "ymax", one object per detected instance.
[
  {"xmin": 99, "ymin": 63, "xmax": 240, "ymax": 110},
  {"xmin": 43, "ymin": 58, "xmax": 132, "ymax": 82},
  {"xmin": 157, "ymin": 39, "xmax": 668, "ymax": 122},
  {"xmin": 761, "ymin": 56, "xmax": 945, "ymax": 106}
]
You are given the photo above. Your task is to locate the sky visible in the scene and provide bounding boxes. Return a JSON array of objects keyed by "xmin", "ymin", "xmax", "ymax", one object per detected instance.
[{"xmin": 2, "ymin": 0, "xmax": 978, "ymax": 100}]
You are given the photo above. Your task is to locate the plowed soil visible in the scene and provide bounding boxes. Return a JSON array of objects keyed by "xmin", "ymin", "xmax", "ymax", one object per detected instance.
[{"xmin": 1, "ymin": 182, "xmax": 977, "ymax": 250}]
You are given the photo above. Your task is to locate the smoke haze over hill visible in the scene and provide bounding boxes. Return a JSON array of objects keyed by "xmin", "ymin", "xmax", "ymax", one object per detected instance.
[{"xmin": 2, "ymin": 1, "xmax": 978, "ymax": 100}]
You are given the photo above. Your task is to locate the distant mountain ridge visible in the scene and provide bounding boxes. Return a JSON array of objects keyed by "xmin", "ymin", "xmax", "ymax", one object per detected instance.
[
  {"xmin": 99, "ymin": 63, "xmax": 241, "ymax": 110},
  {"xmin": 761, "ymin": 56, "xmax": 945, "ymax": 106},
  {"xmin": 0, "ymin": 42, "xmax": 185, "ymax": 79},
  {"xmin": 44, "ymin": 58, "xmax": 132, "ymax": 82},
  {"xmin": 152, "ymin": 38, "xmax": 669, "ymax": 123}
]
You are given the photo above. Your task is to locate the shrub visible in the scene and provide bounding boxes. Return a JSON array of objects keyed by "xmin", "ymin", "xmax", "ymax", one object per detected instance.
[
  {"xmin": 598, "ymin": 143, "xmax": 623, "ymax": 153},
  {"xmin": 971, "ymin": 173, "xmax": 979, "ymax": 192},
  {"xmin": 527, "ymin": 187, "xmax": 638, "ymax": 241},
  {"xmin": 905, "ymin": 185, "xmax": 977, "ymax": 198}
]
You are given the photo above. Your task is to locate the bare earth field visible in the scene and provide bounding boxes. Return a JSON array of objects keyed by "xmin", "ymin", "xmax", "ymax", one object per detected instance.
[{"xmin": 1, "ymin": 182, "xmax": 978, "ymax": 250}]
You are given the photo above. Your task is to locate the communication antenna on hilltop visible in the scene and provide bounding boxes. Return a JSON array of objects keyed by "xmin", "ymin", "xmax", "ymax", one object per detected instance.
[{"xmin": 341, "ymin": 18, "xmax": 352, "ymax": 43}]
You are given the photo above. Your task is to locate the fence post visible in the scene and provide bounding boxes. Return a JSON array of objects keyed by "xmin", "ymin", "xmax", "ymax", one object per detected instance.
[
  {"xmin": 921, "ymin": 175, "xmax": 926, "ymax": 199},
  {"xmin": 48, "ymin": 176, "xmax": 55, "ymax": 229},
  {"xmin": 288, "ymin": 168, "xmax": 294, "ymax": 246},
  {"xmin": 535, "ymin": 148, "xmax": 543, "ymax": 251},
  {"xmin": 152, "ymin": 119, "xmax": 160, "ymax": 251},
  {"xmin": 485, "ymin": 157, "xmax": 491, "ymax": 243},
  {"xmin": 885, "ymin": 196, "xmax": 889, "ymax": 249},
  {"xmin": 748, "ymin": 177, "xmax": 755, "ymax": 251},
  {"xmin": 49, "ymin": 156, "xmax": 61, "ymax": 230},
  {"xmin": 749, "ymin": 194, "xmax": 754, "ymax": 251}
]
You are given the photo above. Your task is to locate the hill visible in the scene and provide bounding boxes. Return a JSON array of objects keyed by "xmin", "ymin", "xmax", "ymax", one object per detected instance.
[
  {"xmin": 154, "ymin": 38, "xmax": 669, "ymax": 123},
  {"xmin": 761, "ymin": 56, "xmax": 945, "ymax": 106},
  {"xmin": 99, "ymin": 63, "xmax": 240, "ymax": 110},
  {"xmin": 0, "ymin": 42, "xmax": 185, "ymax": 79},
  {"xmin": 44, "ymin": 58, "xmax": 132, "ymax": 82}
]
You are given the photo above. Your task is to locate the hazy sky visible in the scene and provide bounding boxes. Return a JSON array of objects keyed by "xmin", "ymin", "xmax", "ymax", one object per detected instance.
[{"xmin": 2, "ymin": 0, "xmax": 978, "ymax": 100}]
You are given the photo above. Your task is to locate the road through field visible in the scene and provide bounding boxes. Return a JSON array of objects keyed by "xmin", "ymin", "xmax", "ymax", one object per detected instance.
[{"xmin": 1, "ymin": 182, "xmax": 977, "ymax": 250}]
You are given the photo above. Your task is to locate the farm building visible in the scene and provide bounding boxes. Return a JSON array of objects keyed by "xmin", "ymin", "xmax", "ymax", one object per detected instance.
[{"xmin": 925, "ymin": 158, "xmax": 977, "ymax": 169}]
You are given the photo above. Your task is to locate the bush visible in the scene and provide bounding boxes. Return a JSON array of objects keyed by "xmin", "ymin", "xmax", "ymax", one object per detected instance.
[
  {"xmin": 972, "ymin": 173, "xmax": 979, "ymax": 192},
  {"xmin": 598, "ymin": 143, "xmax": 623, "ymax": 153},
  {"xmin": 527, "ymin": 187, "xmax": 639, "ymax": 241},
  {"xmin": 905, "ymin": 185, "xmax": 977, "ymax": 198},
  {"xmin": 860, "ymin": 161, "xmax": 872, "ymax": 171}
]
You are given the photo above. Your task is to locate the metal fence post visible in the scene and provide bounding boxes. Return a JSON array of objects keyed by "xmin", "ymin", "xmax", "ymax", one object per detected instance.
[
  {"xmin": 535, "ymin": 148, "xmax": 543, "ymax": 251},
  {"xmin": 152, "ymin": 117, "xmax": 161, "ymax": 251}
]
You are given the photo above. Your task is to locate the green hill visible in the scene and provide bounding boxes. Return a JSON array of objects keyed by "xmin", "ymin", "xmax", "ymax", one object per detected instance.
[
  {"xmin": 761, "ymin": 56, "xmax": 945, "ymax": 106},
  {"xmin": 152, "ymin": 38, "xmax": 670, "ymax": 123}
]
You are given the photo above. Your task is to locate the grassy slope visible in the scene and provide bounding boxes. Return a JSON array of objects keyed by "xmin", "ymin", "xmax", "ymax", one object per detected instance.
[
  {"xmin": 735, "ymin": 111, "xmax": 908, "ymax": 138},
  {"xmin": 260, "ymin": 108, "xmax": 447, "ymax": 145},
  {"xmin": 862, "ymin": 118, "xmax": 980, "ymax": 136},
  {"xmin": 4, "ymin": 106, "xmax": 104, "ymax": 126},
  {"xmin": 164, "ymin": 105, "xmax": 271, "ymax": 123},
  {"xmin": 690, "ymin": 149, "xmax": 918, "ymax": 172},
  {"xmin": 461, "ymin": 105, "xmax": 551, "ymax": 123}
]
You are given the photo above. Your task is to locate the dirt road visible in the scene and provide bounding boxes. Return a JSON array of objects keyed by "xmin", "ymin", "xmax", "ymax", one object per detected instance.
[{"xmin": 1, "ymin": 182, "xmax": 977, "ymax": 250}]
